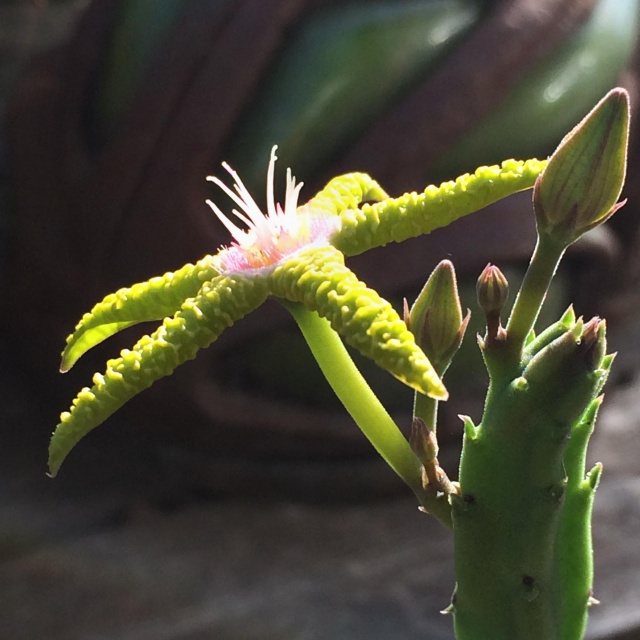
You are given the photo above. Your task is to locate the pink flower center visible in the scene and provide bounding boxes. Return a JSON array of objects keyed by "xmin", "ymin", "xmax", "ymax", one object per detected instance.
[{"xmin": 207, "ymin": 147, "xmax": 337, "ymax": 274}]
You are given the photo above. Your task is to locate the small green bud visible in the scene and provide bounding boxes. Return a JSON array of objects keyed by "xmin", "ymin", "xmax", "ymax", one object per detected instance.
[
  {"xmin": 533, "ymin": 87, "xmax": 629, "ymax": 246},
  {"xmin": 407, "ymin": 260, "xmax": 469, "ymax": 375},
  {"xmin": 476, "ymin": 263, "xmax": 509, "ymax": 343}
]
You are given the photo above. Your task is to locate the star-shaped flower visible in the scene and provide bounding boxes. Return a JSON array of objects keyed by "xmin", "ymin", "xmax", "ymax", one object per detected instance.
[{"xmin": 49, "ymin": 147, "xmax": 546, "ymax": 475}]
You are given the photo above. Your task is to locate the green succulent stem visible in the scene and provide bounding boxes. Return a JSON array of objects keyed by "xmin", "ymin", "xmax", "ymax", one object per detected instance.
[
  {"xmin": 284, "ymin": 300, "xmax": 453, "ymax": 528},
  {"xmin": 452, "ymin": 356, "xmax": 608, "ymax": 640},
  {"xmin": 452, "ymin": 243, "xmax": 610, "ymax": 638},
  {"xmin": 453, "ymin": 388, "xmax": 559, "ymax": 639}
]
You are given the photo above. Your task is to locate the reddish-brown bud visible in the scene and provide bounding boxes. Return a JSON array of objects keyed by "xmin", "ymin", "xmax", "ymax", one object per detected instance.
[{"xmin": 476, "ymin": 264, "xmax": 509, "ymax": 318}]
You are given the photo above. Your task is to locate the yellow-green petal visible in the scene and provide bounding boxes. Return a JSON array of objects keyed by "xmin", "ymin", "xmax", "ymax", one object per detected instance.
[
  {"xmin": 306, "ymin": 172, "xmax": 388, "ymax": 218},
  {"xmin": 49, "ymin": 273, "xmax": 267, "ymax": 476},
  {"xmin": 269, "ymin": 245, "xmax": 446, "ymax": 399},
  {"xmin": 333, "ymin": 158, "xmax": 547, "ymax": 256},
  {"xmin": 61, "ymin": 255, "xmax": 220, "ymax": 372}
]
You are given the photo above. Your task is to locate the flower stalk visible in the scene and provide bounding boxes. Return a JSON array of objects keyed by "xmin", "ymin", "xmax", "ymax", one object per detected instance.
[{"xmin": 284, "ymin": 300, "xmax": 453, "ymax": 528}]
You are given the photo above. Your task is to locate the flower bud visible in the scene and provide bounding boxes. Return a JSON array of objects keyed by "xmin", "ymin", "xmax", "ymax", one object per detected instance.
[
  {"xmin": 407, "ymin": 260, "xmax": 469, "ymax": 375},
  {"xmin": 476, "ymin": 263, "xmax": 509, "ymax": 318},
  {"xmin": 409, "ymin": 416, "xmax": 438, "ymax": 465},
  {"xmin": 534, "ymin": 88, "xmax": 629, "ymax": 246},
  {"xmin": 476, "ymin": 264, "xmax": 509, "ymax": 343},
  {"xmin": 409, "ymin": 417, "xmax": 457, "ymax": 494}
]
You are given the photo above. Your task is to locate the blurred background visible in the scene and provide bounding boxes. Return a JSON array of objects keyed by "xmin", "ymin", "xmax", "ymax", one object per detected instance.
[{"xmin": 1, "ymin": 1, "xmax": 640, "ymax": 638}]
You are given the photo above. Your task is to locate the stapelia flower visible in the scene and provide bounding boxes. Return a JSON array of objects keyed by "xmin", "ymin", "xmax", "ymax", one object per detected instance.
[{"xmin": 50, "ymin": 147, "xmax": 546, "ymax": 475}]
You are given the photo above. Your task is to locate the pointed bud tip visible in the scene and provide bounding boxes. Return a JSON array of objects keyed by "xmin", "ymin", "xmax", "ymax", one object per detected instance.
[
  {"xmin": 608, "ymin": 86, "xmax": 630, "ymax": 106},
  {"xmin": 580, "ymin": 317, "xmax": 607, "ymax": 370},
  {"xmin": 581, "ymin": 316, "xmax": 601, "ymax": 343}
]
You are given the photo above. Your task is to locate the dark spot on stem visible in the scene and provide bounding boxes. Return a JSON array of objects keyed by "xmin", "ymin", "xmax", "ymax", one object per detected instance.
[{"xmin": 521, "ymin": 574, "xmax": 539, "ymax": 601}]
